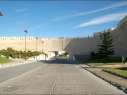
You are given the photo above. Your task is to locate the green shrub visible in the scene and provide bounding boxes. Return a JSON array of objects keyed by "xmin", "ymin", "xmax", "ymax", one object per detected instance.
[
  {"xmin": 88, "ymin": 56, "xmax": 125, "ymax": 63},
  {"xmin": 0, "ymin": 47, "xmax": 44, "ymax": 59}
]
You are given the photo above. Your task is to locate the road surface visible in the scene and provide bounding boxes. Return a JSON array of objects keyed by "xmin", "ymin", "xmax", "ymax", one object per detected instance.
[{"xmin": 0, "ymin": 60, "xmax": 125, "ymax": 95}]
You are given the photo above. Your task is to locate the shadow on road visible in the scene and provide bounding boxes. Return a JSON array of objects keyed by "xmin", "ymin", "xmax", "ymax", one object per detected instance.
[
  {"xmin": 38, "ymin": 57, "xmax": 75, "ymax": 64},
  {"xmin": 38, "ymin": 56, "xmax": 90, "ymax": 65}
]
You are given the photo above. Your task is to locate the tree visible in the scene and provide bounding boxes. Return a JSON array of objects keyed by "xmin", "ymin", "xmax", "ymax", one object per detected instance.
[{"xmin": 97, "ymin": 30, "xmax": 114, "ymax": 58}]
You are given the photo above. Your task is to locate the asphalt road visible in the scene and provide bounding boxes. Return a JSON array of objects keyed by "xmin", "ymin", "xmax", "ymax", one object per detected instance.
[
  {"xmin": 0, "ymin": 60, "xmax": 126, "ymax": 95},
  {"xmin": 0, "ymin": 62, "xmax": 40, "ymax": 83}
]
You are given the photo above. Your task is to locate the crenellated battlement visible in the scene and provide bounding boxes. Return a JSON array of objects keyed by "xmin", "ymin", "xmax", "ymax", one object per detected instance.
[{"xmin": 0, "ymin": 36, "xmax": 36, "ymax": 40}]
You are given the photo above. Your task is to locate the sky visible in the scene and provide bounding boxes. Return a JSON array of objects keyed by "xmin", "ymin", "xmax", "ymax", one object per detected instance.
[{"xmin": 0, "ymin": 0, "xmax": 127, "ymax": 38}]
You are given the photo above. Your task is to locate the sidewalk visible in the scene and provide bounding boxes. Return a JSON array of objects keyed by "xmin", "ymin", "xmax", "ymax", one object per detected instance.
[
  {"xmin": 81, "ymin": 65, "xmax": 127, "ymax": 93},
  {"xmin": 0, "ymin": 59, "xmax": 36, "ymax": 69}
]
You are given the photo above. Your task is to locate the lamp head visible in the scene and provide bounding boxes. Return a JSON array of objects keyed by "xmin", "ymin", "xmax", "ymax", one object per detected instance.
[{"xmin": 0, "ymin": 11, "xmax": 3, "ymax": 16}]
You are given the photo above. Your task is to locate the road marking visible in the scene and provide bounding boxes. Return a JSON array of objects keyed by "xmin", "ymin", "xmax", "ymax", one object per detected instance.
[{"xmin": 50, "ymin": 79, "xmax": 56, "ymax": 95}]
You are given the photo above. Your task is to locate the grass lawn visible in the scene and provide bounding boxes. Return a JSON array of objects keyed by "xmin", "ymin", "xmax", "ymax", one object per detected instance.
[
  {"xmin": 103, "ymin": 68, "xmax": 127, "ymax": 79},
  {"xmin": 0, "ymin": 57, "xmax": 11, "ymax": 64}
]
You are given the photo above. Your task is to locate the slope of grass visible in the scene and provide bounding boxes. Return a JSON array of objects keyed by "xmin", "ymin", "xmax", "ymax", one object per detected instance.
[
  {"xmin": 0, "ymin": 57, "xmax": 11, "ymax": 64},
  {"xmin": 103, "ymin": 68, "xmax": 127, "ymax": 79}
]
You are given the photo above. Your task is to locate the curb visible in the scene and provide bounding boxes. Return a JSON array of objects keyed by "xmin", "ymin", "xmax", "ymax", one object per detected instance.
[{"xmin": 81, "ymin": 66, "xmax": 127, "ymax": 94}]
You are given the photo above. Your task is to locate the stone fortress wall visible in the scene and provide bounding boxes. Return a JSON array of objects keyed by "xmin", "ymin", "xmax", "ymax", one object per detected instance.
[
  {"xmin": 0, "ymin": 16, "xmax": 127, "ymax": 57},
  {"xmin": 0, "ymin": 36, "xmax": 43, "ymax": 51}
]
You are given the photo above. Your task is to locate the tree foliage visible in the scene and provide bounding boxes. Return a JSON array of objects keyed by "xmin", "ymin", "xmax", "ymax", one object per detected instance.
[
  {"xmin": 0, "ymin": 47, "xmax": 44, "ymax": 59},
  {"xmin": 97, "ymin": 30, "xmax": 114, "ymax": 58}
]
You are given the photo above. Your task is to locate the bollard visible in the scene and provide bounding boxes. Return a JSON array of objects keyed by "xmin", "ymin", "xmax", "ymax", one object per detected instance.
[{"xmin": 122, "ymin": 56, "xmax": 125, "ymax": 64}]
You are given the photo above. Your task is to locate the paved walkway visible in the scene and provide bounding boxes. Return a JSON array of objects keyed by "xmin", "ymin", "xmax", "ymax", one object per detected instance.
[
  {"xmin": 0, "ymin": 63, "xmax": 125, "ymax": 95},
  {"xmin": 82, "ymin": 67, "xmax": 127, "ymax": 92}
]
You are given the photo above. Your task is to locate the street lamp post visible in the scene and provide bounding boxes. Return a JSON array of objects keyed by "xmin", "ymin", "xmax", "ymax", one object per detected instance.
[
  {"xmin": 41, "ymin": 40, "xmax": 46, "ymax": 60},
  {"xmin": 41, "ymin": 40, "xmax": 44, "ymax": 52},
  {"xmin": 24, "ymin": 30, "xmax": 28, "ymax": 62},
  {"xmin": 36, "ymin": 37, "xmax": 38, "ymax": 61},
  {"xmin": 59, "ymin": 38, "xmax": 63, "ymax": 51},
  {"xmin": 36, "ymin": 37, "xmax": 38, "ymax": 51},
  {"xmin": 62, "ymin": 38, "xmax": 63, "ymax": 51}
]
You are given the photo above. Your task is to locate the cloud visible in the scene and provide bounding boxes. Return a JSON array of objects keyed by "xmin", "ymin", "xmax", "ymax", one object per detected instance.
[
  {"xmin": 30, "ymin": 24, "xmax": 43, "ymax": 31},
  {"xmin": 30, "ymin": 21, "xmax": 51, "ymax": 32},
  {"xmin": 16, "ymin": 8, "xmax": 28, "ymax": 13},
  {"xmin": 52, "ymin": 1, "xmax": 127, "ymax": 21},
  {"xmin": 74, "ymin": 12, "xmax": 127, "ymax": 28}
]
